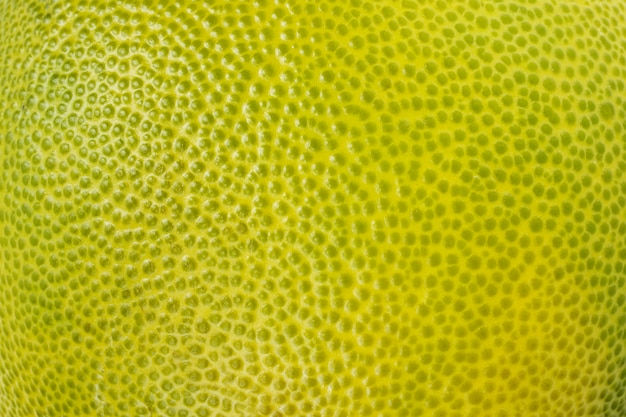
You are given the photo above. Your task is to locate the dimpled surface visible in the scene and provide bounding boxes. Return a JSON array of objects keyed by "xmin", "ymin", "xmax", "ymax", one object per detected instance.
[{"xmin": 1, "ymin": 0, "xmax": 626, "ymax": 416}]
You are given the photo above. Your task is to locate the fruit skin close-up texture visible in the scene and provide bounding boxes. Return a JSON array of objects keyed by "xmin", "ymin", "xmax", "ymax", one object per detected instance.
[{"xmin": 1, "ymin": 0, "xmax": 626, "ymax": 416}]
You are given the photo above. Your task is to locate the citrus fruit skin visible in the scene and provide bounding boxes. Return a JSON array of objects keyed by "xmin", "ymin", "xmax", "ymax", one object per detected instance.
[{"xmin": 2, "ymin": 0, "xmax": 626, "ymax": 416}]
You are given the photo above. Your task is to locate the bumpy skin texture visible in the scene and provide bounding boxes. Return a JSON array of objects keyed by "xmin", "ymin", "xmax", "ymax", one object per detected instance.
[{"xmin": 2, "ymin": 0, "xmax": 626, "ymax": 416}]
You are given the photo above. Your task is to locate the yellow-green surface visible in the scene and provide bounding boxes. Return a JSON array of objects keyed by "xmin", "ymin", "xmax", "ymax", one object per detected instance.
[{"xmin": 2, "ymin": 0, "xmax": 626, "ymax": 416}]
